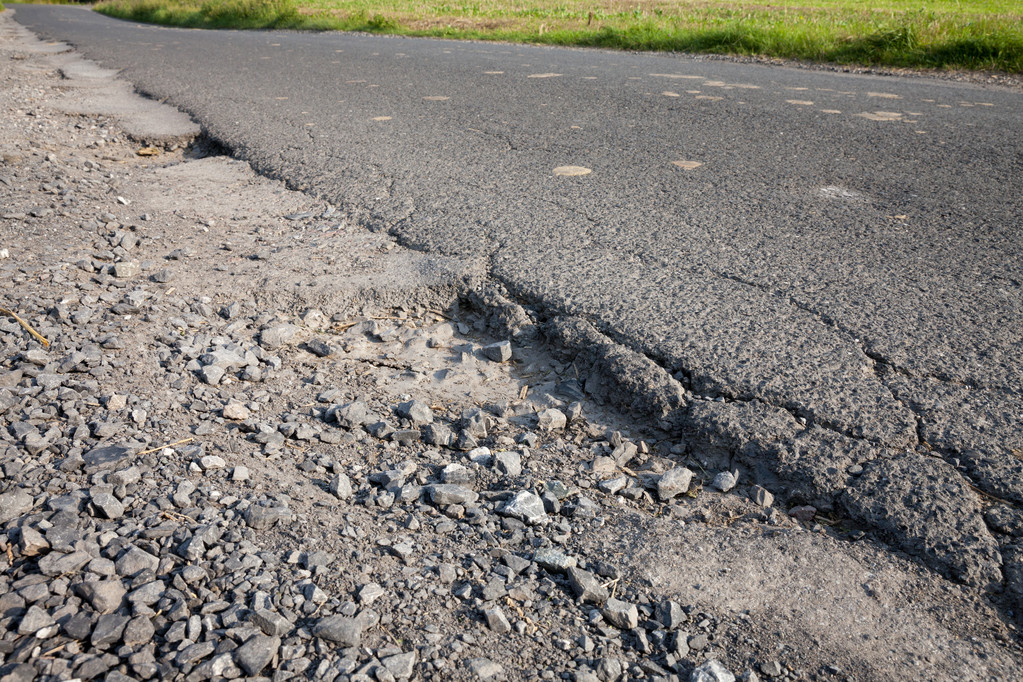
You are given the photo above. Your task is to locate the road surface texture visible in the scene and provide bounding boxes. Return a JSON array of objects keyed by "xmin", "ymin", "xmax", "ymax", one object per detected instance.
[{"xmin": 11, "ymin": 0, "xmax": 1023, "ymax": 633}]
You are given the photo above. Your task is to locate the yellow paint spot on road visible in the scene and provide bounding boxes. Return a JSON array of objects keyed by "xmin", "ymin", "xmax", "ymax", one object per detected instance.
[
  {"xmin": 672, "ymin": 160, "xmax": 703, "ymax": 170},
  {"xmin": 821, "ymin": 109, "xmax": 841, "ymax": 114},
  {"xmin": 687, "ymin": 90, "xmax": 700, "ymax": 94},
  {"xmin": 868, "ymin": 92, "xmax": 900, "ymax": 99},
  {"xmin": 703, "ymin": 81, "xmax": 726, "ymax": 87},
  {"xmin": 570, "ymin": 125, "xmax": 582, "ymax": 129},
  {"xmin": 483, "ymin": 71, "xmax": 504, "ymax": 75},
  {"xmin": 423, "ymin": 96, "xmax": 450, "ymax": 101},
  {"xmin": 856, "ymin": 111, "xmax": 903, "ymax": 121},
  {"xmin": 785, "ymin": 87, "xmax": 809, "ymax": 91},
  {"xmin": 787, "ymin": 100, "xmax": 814, "ymax": 106},
  {"xmin": 372, "ymin": 116, "xmax": 392, "ymax": 121},
  {"xmin": 553, "ymin": 166, "xmax": 591, "ymax": 176},
  {"xmin": 275, "ymin": 97, "xmax": 288, "ymax": 100},
  {"xmin": 529, "ymin": 73, "xmax": 562, "ymax": 78},
  {"xmin": 695, "ymin": 95, "xmax": 723, "ymax": 101},
  {"xmin": 978, "ymin": 102, "xmax": 994, "ymax": 106},
  {"xmin": 662, "ymin": 91, "xmax": 681, "ymax": 97},
  {"xmin": 937, "ymin": 104, "xmax": 952, "ymax": 108}
]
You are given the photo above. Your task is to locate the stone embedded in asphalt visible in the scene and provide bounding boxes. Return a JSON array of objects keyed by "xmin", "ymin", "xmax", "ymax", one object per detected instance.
[
  {"xmin": 482, "ymin": 340, "xmax": 512, "ymax": 363},
  {"xmin": 312, "ymin": 615, "xmax": 362, "ymax": 646},
  {"xmin": 501, "ymin": 491, "xmax": 548, "ymax": 525},
  {"xmin": 602, "ymin": 598, "xmax": 639, "ymax": 630},
  {"xmin": 658, "ymin": 467, "xmax": 694, "ymax": 501},
  {"xmin": 234, "ymin": 634, "xmax": 281, "ymax": 675},
  {"xmin": 484, "ymin": 607, "xmax": 511, "ymax": 633},
  {"xmin": 567, "ymin": 567, "xmax": 609, "ymax": 604},
  {"xmin": 691, "ymin": 659, "xmax": 736, "ymax": 682}
]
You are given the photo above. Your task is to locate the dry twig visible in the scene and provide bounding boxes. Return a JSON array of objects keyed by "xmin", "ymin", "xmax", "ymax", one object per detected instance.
[
  {"xmin": 138, "ymin": 437, "xmax": 194, "ymax": 456},
  {"xmin": 0, "ymin": 306, "xmax": 49, "ymax": 347}
]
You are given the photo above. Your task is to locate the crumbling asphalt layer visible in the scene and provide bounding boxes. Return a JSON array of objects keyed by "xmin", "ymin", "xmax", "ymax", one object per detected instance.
[{"xmin": 8, "ymin": 2, "xmax": 1023, "ymax": 635}]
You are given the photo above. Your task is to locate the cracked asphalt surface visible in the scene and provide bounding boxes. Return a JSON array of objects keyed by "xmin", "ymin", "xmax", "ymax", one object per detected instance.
[{"xmin": 11, "ymin": 5, "xmax": 1023, "ymax": 605}]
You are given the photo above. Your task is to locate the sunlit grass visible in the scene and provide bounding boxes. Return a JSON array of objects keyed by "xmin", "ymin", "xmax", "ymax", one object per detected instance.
[{"xmin": 94, "ymin": 0, "xmax": 1023, "ymax": 72}]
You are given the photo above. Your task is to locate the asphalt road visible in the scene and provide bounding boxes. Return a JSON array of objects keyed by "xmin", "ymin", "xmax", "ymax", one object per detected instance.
[{"xmin": 11, "ymin": 5, "xmax": 1023, "ymax": 585}]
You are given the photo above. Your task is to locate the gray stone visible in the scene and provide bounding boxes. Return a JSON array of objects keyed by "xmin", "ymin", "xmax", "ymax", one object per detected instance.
[
  {"xmin": 116, "ymin": 546, "xmax": 159, "ymax": 577},
  {"xmin": 381, "ymin": 652, "xmax": 417, "ymax": 680},
  {"xmin": 537, "ymin": 408, "xmax": 567, "ymax": 431},
  {"xmin": 397, "ymin": 400, "xmax": 433, "ymax": 426},
  {"xmin": 749, "ymin": 485, "xmax": 774, "ymax": 508},
  {"xmin": 199, "ymin": 365, "xmax": 225, "ymax": 385},
  {"xmin": 422, "ymin": 423, "xmax": 454, "ymax": 447},
  {"xmin": 466, "ymin": 658, "xmax": 504, "ymax": 680},
  {"xmin": 501, "ymin": 491, "xmax": 548, "ymax": 525},
  {"xmin": 691, "ymin": 659, "xmax": 735, "ymax": 682},
  {"xmin": 83, "ymin": 445, "xmax": 133, "ymax": 471},
  {"xmin": 484, "ymin": 607, "xmax": 511, "ymax": 633},
  {"xmin": 427, "ymin": 485, "xmax": 479, "ymax": 506},
  {"xmin": 657, "ymin": 467, "xmax": 694, "ymax": 501},
  {"xmin": 655, "ymin": 600, "xmax": 686, "ymax": 630},
  {"xmin": 91, "ymin": 613, "xmax": 130, "ymax": 647},
  {"xmin": 0, "ymin": 489, "xmax": 33, "ymax": 524},
  {"xmin": 234, "ymin": 634, "xmax": 281, "ymax": 676},
  {"xmin": 90, "ymin": 492, "xmax": 124, "ymax": 519},
  {"xmin": 482, "ymin": 340, "xmax": 512, "ymax": 363},
  {"xmin": 494, "ymin": 451, "xmax": 522, "ymax": 477},
  {"xmin": 759, "ymin": 661, "xmax": 783, "ymax": 677},
  {"xmin": 712, "ymin": 471, "xmax": 738, "ymax": 492},
  {"xmin": 259, "ymin": 324, "xmax": 300, "ymax": 349},
  {"xmin": 332, "ymin": 401, "xmax": 372, "ymax": 429},
  {"xmin": 249, "ymin": 609, "xmax": 292, "ymax": 636},
  {"xmin": 567, "ymin": 567, "xmax": 608, "ymax": 604},
  {"xmin": 329, "ymin": 473, "xmax": 353, "ymax": 500},
  {"xmin": 17, "ymin": 605, "xmax": 54, "ymax": 635},
  {"xmin": 176, "ymin": 641, "xmax": 216, "ymax": 666},
  {"xmin": 126, "ymin": 580, "xmax": 165, "ymax": 606},
  {"xmin": 76, "ymin": 580, "xmax": 126, "ymax": 614},
  {"xmin": 246, "ymin": 505, "xmax": 289, "ymax": 530},
  {"xmin": 18, "ymin": 526, "xmax": 49, "ymax": 556},
  {"xmin": 441, "ymin": 463, "xmax": 474, "ymax": 486},
  {"xmin": 38, "ymin": 550, "xmax": 91, "ymax": 576},
  {"xmin": 123, "ymin": 615, "xmax": 156, "ymax": 646},
  {"xmin": 841, "ymin": 453, "xmax": 1002, "ymax": 589},
  {"xmin": 602, "ymin": 598, "xmax": 638, "ymax": 630},
  {"xmin": 312, "ymin": 615, "xmax": 362, "ymax": 646},
  {"xmin": 533, "ymin": 548, "xmax": 576, "ymax": 573}
]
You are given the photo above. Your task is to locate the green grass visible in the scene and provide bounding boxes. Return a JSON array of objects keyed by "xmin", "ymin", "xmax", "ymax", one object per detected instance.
[{"xmin": 92, "ymin": 0, "xmax": 1023, "ymax": 73}]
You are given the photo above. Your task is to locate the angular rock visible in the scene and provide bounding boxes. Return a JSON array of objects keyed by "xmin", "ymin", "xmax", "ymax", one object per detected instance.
[
  {"xmin": 657, "ymin": 467, "xmax": 694, "ymax": 501},
  {"xmin": 90, "ymin": 492, "xmax": 124, "ymax": 519},
  {"xmin": 482, "ymin": 341, "xmax": 512, "ymax": 363},
  {"xmin": 427, "ymin": 485, "xmax": 479, "ymax": 506},
  {"xmin": 602, "ymin": 598, "xmax": 638, "ymax": 630},
  {"xmin": 38, "ymin": 550, "xmax": 91, "ymax": 576},
  {"xmin": 484, "ymin": 607, "xmax": 511, "ymax": 634},
  {"xmin": 91, "ymin": 613, "xmax": 130, "ymax": 647},
  {"xmin": 397, "ymin": 400, "xmax": 433, "ymax": 426},
  {"xmin": 537, "ymin": 408, "xmax": 567, "ymax": 431},
  {"xmin": 249, "ymin": 609, "xmax": 292, "ymax": 637},
  {"xmin": 234, "ymin": 634, "xmax": 281, "ymax": 676},
  {"xmin": 532, "ymin": 548, "xmax": 576, "ymax": 573},
  {"xmin": 76, "ymin": 580, "xmax": 126, "ymax": 614},
  {"xmin": 691, "ymin": 659, "xmax": 735, "ymax": 682},
  {"xmin": 312, "ymin": 616, "xmax": 362, "ymax": 646},
  {"xmin": 329, "ymin": 473, "xmax": 353, "ymax": 500},
  {"xmin": 494, "ymin": 451, "xmax": 522, "ymax": 477},
  {"xmin": 567, "ymin": 567, "xmax": 609, "ymax": 604},
  {"xmin": 0, "ymin": 489, "xmax": 33, "ymax": 524},
  {"xmin": 712, "ymin": 471, "xmax": 737, "ymax": 492},
  {"xmin": 381, "ymin": 652, "xmax": 417, "ymax": 680},
  {"xmin": 500, "ymin": 491, "xmax": 547, "ymax": 525}
]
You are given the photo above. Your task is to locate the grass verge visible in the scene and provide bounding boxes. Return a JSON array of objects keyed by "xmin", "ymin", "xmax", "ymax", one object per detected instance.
[{"xmin": 88, "ymin": 0, "xmax": 1023, "ymax": 73}]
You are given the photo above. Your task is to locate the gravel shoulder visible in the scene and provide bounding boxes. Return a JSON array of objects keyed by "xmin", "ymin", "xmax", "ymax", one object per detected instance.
[{"xmin": 2, "ymin": 11, "xmax": 1022, "ymax": 682}]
